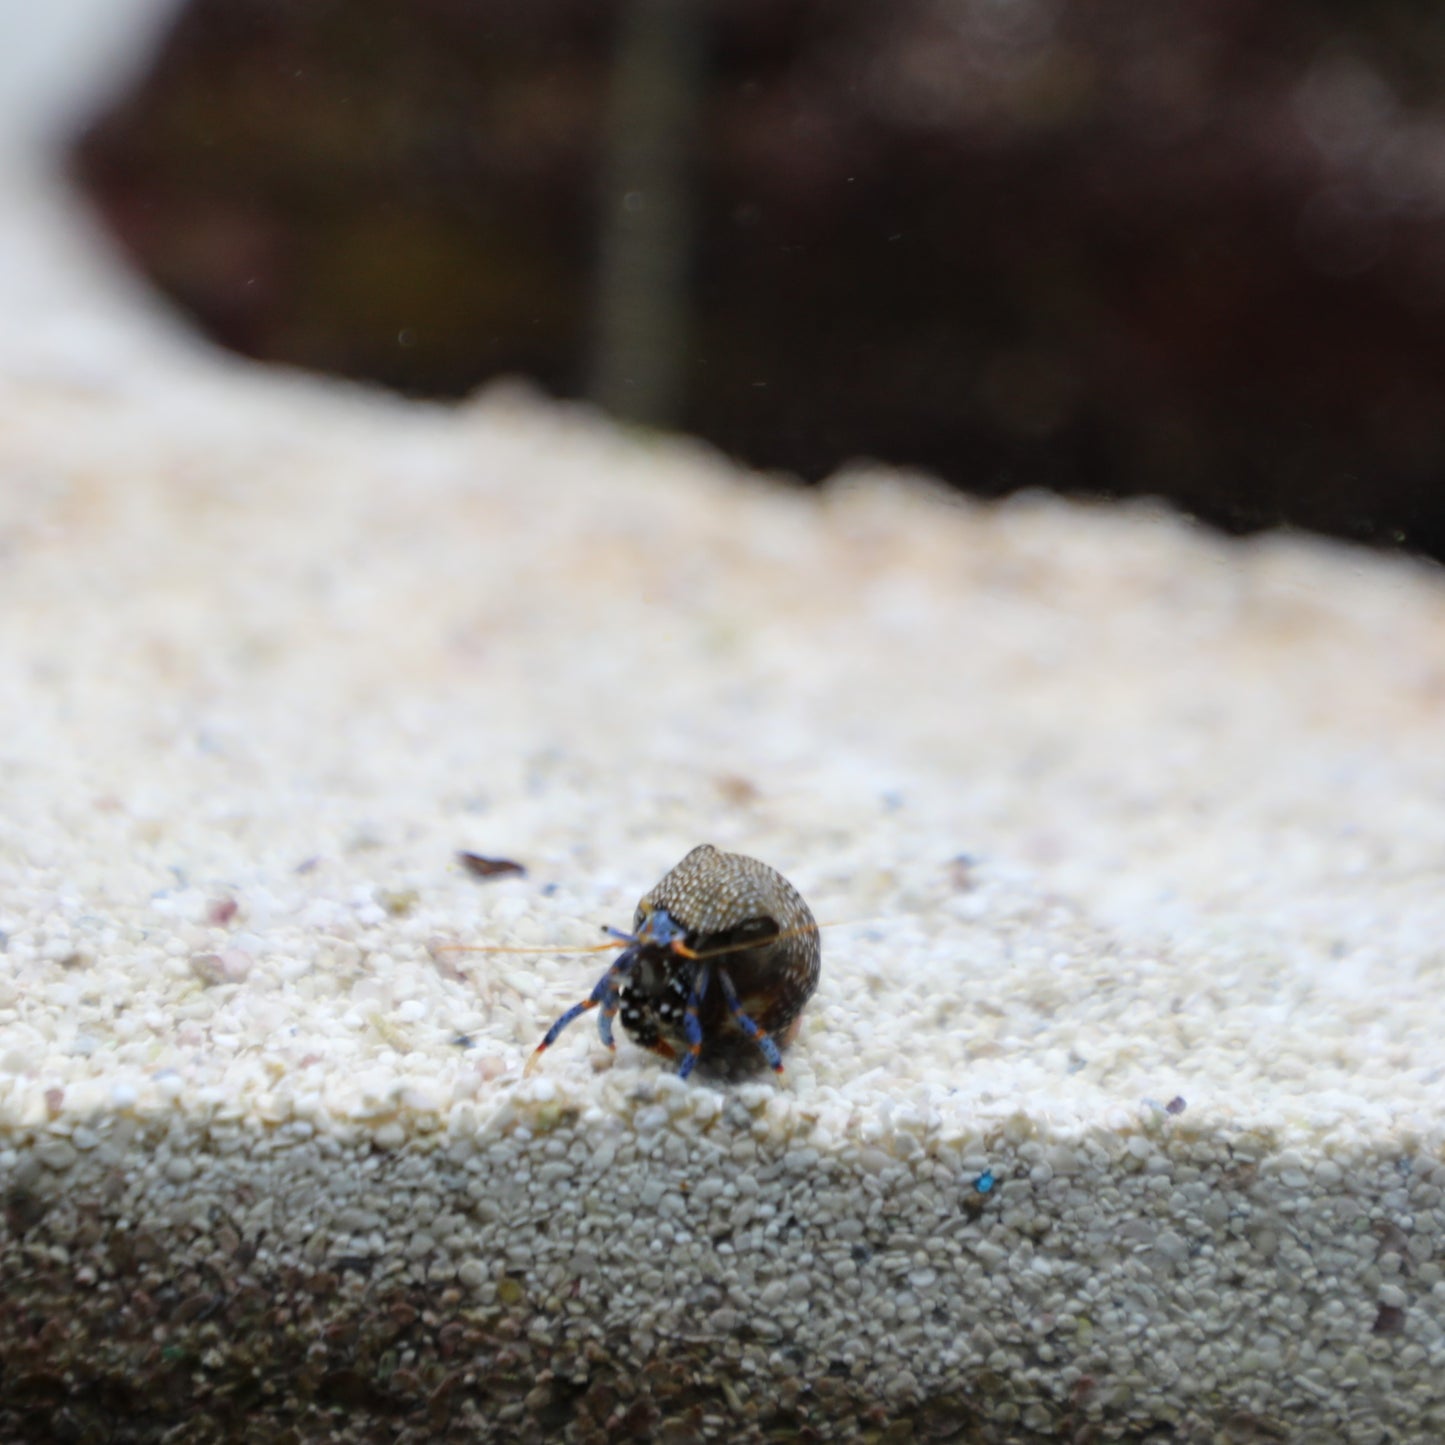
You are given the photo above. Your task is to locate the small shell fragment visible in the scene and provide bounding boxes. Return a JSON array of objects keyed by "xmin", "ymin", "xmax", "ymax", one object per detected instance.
[{"xmin": 457, "ymin": 851, "xmax": 527, "ymax": 880}]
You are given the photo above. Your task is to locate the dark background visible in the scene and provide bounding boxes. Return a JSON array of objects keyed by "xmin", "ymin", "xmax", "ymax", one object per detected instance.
[{"xmin": 72, "ymin": 0, "xmax": 1445, "ymax": 558}]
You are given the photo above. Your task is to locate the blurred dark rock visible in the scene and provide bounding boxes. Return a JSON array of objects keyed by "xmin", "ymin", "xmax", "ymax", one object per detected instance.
[{"xmin": 72, "ymin": 0, "xmax": 1445, "ymax": 557}]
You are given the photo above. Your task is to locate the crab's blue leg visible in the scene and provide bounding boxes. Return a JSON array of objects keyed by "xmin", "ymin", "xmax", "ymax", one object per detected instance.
[
  {"xmin": 526, "ymin": 947, "xmax": 641, "ymax": 1073},
  {"xmin": 595, "ymin": 951, "xmax": 639, "ymax": 1049},
  {"xmin": 716, "ymin": 965, "xmax": 784, "ymax": 1072},
  {"xmin": 676, "ymin": 963, "xmax": 712, "ymax": 1080}
]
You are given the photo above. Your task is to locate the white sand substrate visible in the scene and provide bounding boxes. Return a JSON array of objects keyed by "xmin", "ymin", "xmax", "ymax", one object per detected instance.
[
  {"xmin": 1, "ymin": 8, "xmax": 1444, "ymax": 1434},
  {"xmin": 1, "ymin": 343, "xmax": 1444, "ymax": 1439}
]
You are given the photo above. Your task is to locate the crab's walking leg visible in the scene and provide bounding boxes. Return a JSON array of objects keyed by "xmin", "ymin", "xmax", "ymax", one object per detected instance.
[
  {"xmin": 526, "ymin": 948, "xmax": 641, "ymax": 1074},
  {"xmin": 716, "ymin": 965, "xmax": 784, "ymax": 1072},
  {"xmin": 676, "ymin": 963, "xmax": 713, "ymax": 1080}
]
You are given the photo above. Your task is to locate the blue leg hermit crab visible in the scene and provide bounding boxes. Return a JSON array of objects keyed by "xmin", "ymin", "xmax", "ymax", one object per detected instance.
[{"xmin": 529, "ymin": 845, "xmax": 821, "ymax": 1079}]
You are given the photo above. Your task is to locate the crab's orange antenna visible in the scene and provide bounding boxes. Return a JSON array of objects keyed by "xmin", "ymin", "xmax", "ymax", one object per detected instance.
[
  {"xmin": 432, "ymin": 938, "xmax": 620, "ymax": 957},
  {"xmin": 679, "ymin": 916, "xmax": 877, "ymax": 962},
  {"xmin": 434, "ymin": 914, "xmax": 878, "ymax": 963}
]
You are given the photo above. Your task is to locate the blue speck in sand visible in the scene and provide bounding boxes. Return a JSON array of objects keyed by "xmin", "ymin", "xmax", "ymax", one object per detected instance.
[{"xmin": 975, "ymin": 1170, "xmax": 995, "ymax": 1194}]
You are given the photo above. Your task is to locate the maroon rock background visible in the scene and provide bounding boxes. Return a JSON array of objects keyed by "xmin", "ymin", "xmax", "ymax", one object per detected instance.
[{"xmin": 72, "ymin": 0, "xmax": 1445, "ymax": 557}]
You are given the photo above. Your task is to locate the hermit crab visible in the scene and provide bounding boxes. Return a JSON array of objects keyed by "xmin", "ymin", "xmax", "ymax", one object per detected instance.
[{"xmin": 529, "ymin": 844, "xmax": 821, "ymax": 1078}]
